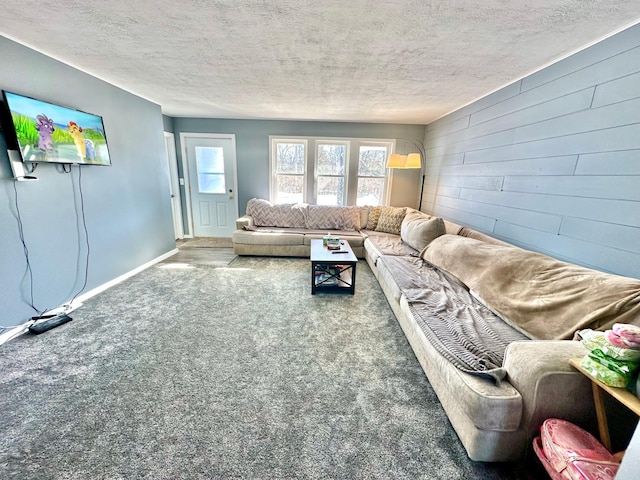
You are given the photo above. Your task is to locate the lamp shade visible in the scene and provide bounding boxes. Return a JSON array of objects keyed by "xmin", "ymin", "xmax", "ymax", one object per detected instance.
[
  {"xmin": 386, "ymin": 153, "xmax": 407, "ymax": 168},
  {"xmin": 386, "ymin": 153, "xmax": 421, "ymax": 169},
  {"xmin": 405, "ymin": 153, "xmax": 421, "ymax": 168}
]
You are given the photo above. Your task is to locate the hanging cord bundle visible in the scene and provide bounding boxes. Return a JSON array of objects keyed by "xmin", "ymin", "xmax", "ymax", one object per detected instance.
[
  {"xmin": 13, "ymin": 180, "xmax": 46, "ymax": 316},
  {"xmin": 68, "ymin": 164, "xmax": 90, "ymax": 307},
  {"xmin": 0, "ymin": 181, "xmax": 47, "ymax": 332}
]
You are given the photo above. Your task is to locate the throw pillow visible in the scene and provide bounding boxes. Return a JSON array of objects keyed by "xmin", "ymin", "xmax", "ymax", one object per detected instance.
[
  {"xmin": 365, "ymin": 206, "xmax": 382, "ymax": 230},
  {"xmin": 375, "ymin": 206, "xmax": 407, "ymax": 235},
  {"xmin": 400, "ymin": 212, "xmax": 446, "ymax": 251}
]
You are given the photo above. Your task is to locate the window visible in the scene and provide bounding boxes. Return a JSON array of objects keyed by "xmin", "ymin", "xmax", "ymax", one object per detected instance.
[
  {"xmin": 196, "ymin": 146, "xmax": 225, "ymax": 193},
  {"xmin": 356, "ymin": 145, "xmax": 388, "ymax": 206},
  {"xmin": 270, "ymin": 136, "xmax": 393, "ymax": 206},
  {"xmin": 316, "ymin": 142, "xmax": 348, "ymax": 205},
  {"xmin": 271, "ymin": 140, "xmax": 306, "ymax": 204}
]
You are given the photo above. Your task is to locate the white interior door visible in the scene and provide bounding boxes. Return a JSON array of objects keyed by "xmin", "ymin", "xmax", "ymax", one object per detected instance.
[
  {"xmin": 164, "ymin": 132, "xmax": 183, "ymax": 239},
  {"xmin": 184, "ymin": 134, "xmax": 238, "ymax": 237}
]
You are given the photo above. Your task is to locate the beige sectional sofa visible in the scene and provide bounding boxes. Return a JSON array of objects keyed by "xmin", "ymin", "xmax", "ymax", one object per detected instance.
[
  {"xmin": 233, "ymin": 198, "xmax": 369, "ymax": 258},
  {"xmin": 232, "ymin": 198, "xmax": 640, "ymax": 462}
]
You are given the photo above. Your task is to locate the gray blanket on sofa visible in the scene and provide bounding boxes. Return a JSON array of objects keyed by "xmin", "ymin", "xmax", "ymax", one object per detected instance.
[{"xmin": 379, "ymin": 255, "xmax": 528, "ymax": 382}]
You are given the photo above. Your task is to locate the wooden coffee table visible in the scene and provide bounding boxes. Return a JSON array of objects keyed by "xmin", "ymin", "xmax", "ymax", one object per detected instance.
[{"xmin": 310, "ymin": 239, "xmax": 358, "ymax": 294}]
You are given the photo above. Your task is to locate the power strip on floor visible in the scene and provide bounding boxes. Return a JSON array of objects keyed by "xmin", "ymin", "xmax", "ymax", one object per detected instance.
[{"xmin": 28, "ymin": 314, "xmax": 73, "ymax": 335}]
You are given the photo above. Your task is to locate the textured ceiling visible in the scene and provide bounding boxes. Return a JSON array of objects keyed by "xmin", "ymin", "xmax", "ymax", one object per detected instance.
[{"xmin": 1, "ymin": 1, "xmax": 640, "ymax": 124}]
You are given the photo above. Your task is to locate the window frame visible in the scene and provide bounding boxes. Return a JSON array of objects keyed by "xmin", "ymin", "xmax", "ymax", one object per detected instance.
[
  {"xmin": 269, "ymin": 136, "xmax": 395, "ymax": 206},
  {"xmin": 353, "ymin": 140, "xmax": 394, "ymax": 207},
  {"xmin": 269, "ymin": 138, "xmax": 308, "ymax": 204},
  {"xmin": 314, "ymin": 139, "xmax": 350, "ymax": 206}
]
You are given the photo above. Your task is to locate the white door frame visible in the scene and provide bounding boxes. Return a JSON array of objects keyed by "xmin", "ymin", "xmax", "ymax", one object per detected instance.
[
  {"xmin": 164, "ymin": 132, "xmax": 184, "ymax": 239},
  {"xmin": 179, "ymin": 132, "xmax": 239, "ymax": 237}
]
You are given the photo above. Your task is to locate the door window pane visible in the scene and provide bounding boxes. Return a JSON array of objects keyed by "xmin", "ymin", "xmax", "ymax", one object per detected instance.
[
  {"xmin": 199, "ymin": 174, "xmax": 225, "ymax": 194},
  {"xmin": 196, "ymin": 146, "xmax": 225, "ymax": 193}
]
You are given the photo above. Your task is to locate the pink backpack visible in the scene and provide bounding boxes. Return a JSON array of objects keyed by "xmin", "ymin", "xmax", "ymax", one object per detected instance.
[{"xmin": 533, "ymin": 418, "xmax": 620, "ymax": 480}]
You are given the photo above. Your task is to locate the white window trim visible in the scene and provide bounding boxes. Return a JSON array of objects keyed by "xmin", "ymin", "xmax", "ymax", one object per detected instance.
[
  {"xmin": 269, "ymin": 137, "xmax": 308, "ymax": 204},
  {"xmin": 269, "ymin": 136, "xmax": 395, "ymax": 206},
  {"xmin": 353, "ymin": 140, "xmax": 394, "ymax": 206},
  {"xmin": 314, "ymin": 139, "xmax": 350, "ymax": 206}
]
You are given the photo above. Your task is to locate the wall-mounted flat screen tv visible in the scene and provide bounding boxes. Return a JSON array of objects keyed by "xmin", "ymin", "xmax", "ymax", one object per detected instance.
[{"xmin": 2, "ymin": 90, "xmax": 111, "ymax": 166}]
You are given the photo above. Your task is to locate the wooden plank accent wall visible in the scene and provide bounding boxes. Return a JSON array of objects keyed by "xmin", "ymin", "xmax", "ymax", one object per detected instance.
[{"xmin": 422, "ymin": 23, "xmax": 640, "ymax": 279}]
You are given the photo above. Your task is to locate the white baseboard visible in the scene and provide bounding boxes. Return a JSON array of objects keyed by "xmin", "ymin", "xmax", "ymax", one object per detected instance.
[
  {"xmin": 0, "ymin": 326, "xmax": 30, "ymax": 345},
  {"xmin": 0, "ymin": 248, "xmax": 179, "ymax": 346},
  {"xmin": 68, "ymin": 248, "xmax": 179, "ymax": 307}
]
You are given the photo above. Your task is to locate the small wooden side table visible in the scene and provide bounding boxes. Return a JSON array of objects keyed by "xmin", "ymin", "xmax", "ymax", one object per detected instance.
[{"xmin": 570, "ymin": 358, "xmax": 640, "ymax": 452}]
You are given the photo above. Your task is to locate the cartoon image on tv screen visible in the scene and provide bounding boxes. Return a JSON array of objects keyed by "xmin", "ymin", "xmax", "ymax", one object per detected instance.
[{"xmin": 3, "ymin": 91, "xmax": 111, "ymax": 166}]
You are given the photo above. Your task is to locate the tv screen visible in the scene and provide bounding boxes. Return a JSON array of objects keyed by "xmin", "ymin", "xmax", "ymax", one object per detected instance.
[{"xmin": 2, "ymin": 90, "xmax": 111, "ymax": 166}]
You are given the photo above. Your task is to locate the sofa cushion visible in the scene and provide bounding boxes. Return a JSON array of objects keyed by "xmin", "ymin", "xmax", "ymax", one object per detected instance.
[
  {"xmin": 306, "ymin": 205, "xmax": 360, "ymax": 230},
  {"xmin": 359, "ymin": 207, "xmax": 369, "ymax": 230},
  {"xmin": 363, "ymin": 231, "xmax": 418, "ymax": 265},
  {"xmin": 303, "ymin": 233, "xmax": 365, "ymax": 248},
  {"xmin": 246, "ymin": 198, "xmax": 306, "ymax": 228},
  {"xmin": 232, "ymin": 228, "xmax": 304, "ymax": 246},
  {"xmin": 397, "ymin": 296, "xmax": 523, "ymax": 431},
  {"xmin": 421, "ymin": 234, "xmax": 640, "ymax": 340},
  {"xmin": 375, "ymin": 206, "xmax": 407, "ymax": 234},
  {"xmin": 365, "ymin": 206, "xmax": 382, "ymax": 230},
  {"xmin": 400, "ymin": 211, "xmax": 446, "ymax": 251}
]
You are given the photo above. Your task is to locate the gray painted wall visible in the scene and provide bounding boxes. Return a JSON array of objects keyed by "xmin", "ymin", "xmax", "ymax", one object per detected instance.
[
  {"xmin": 162, "ymin": 115, "xmax": 174, "ymax": 133},
  {"xmin": 170, "ymin": 118, "xmax": 425, "ymax": 227},
  {"xmin": 0, "ymin": 37, "xmax": 176, "ymax": 331},
  {"xmin": 422, "ymin": 23, "xmax": 640, "ymax": 279}
]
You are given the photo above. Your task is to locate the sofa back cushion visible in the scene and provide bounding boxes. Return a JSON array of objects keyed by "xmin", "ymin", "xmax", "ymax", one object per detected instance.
[
  {"xmin": 306, "ymin": 205, "xmax": 361, "ymax": 231},
  {"xmin": 400, "ymin": 210, "xmax": 446, "ymax": 251},
  {"xmin": 458, "ymin": 227, "xmax": 510, "ymax": 246},
  {"xmin": 421, "ymin": 234, "xmax": 640, "ymax": 340},
  {"xmin": 443, "ymin": 219, "xmax": 464, "ymax": 235},
  {"xmin": 360, "ymin": 207, "xmax": 370, "ymax": 230},
  {"xmin": 247, "ymin": 198, "xmax": 306, "ymax": 228},
  {"xmin": 365, "ymin": 206, "xmax": 382, "ymax": 230}
]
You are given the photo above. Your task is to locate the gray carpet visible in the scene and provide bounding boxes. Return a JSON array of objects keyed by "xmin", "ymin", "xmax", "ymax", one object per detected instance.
[{"xmin": 0, "ymin": 257, "xmax": 542, "ymax": 479}]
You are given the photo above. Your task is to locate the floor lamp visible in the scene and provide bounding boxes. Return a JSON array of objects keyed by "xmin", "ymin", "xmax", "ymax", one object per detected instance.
[{"xmin": 386, "ymin": 139, "xmax": 426, "ymax": 211}]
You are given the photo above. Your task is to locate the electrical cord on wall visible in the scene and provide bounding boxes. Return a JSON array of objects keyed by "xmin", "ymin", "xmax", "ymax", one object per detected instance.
[
  {"xmin": 0, "ymin": 181, "xmax": 46, "ymax": 338},
  {"xmin": 12, "ymin": 180, "xmax": 47, "ymax": 317},
  {"xmin": 2, "ymin": 165, "xmax": 91, "ymax": 340},
  {"xmin": 68, "ymin": 164, "xmax": 90, "ymax": 307}
]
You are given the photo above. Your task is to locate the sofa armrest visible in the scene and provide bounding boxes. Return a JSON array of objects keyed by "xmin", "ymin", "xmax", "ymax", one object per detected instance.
[
  {"xmin": 504, "ymin": 340, "xmax": 587, "ymax": 379},
  {"xmin": 503, "ymin": 340, "xmax": 594, "ymax": 438},
  {"xmin": 236, "ymin": 215, "xmax": 254, "ymax": 230}
]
